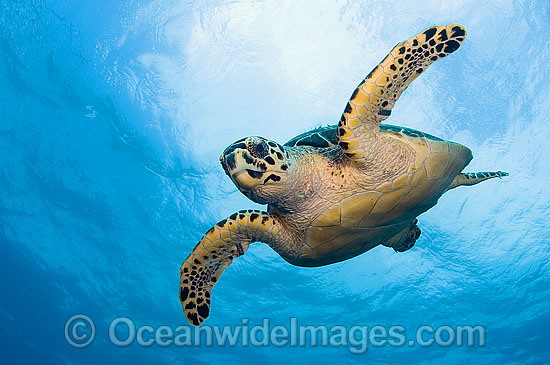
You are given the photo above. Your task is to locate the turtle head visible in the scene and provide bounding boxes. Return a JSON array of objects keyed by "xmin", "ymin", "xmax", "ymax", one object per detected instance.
[{"xmin": 220, "ymin": 136, "xmax": 291, "ymax": 204}]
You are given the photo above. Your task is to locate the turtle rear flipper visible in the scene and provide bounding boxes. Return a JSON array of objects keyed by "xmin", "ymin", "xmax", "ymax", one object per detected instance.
[
  {"xmin": 383, "ymin": 220, "xmax": 421, "ymax": 253},
  {"xmin": 179, "ymin": 210, "xmax": 282, "ymax": 325},
  {"xmin": 337, "ymin": 24, "xmax": 467, "ymax": 164},
  {"xmin": 446, "ymin": 171, "xmax": 509, "ymax": 191}
]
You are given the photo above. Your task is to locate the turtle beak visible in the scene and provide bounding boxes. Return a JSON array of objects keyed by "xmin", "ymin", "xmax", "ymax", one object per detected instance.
[
  {"xmin": 219, "ymin": 153, "xmax": 231, "ymax": 177},
  {"xmin": 233, "ymin": 170, "xmax": 263, "ymax": 188},
  {"xmin": 220, "ymin": 149, "xmax": 265, "ymax": 189},
  {"xmin": 220, "ymin": 149, "xmax": 241, "ymax": 177}
]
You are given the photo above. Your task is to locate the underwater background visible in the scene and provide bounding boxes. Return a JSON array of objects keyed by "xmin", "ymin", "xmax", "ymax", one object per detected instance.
[{"xmin": 1, "ymin": 0, "xmax": 549, "ymax": 363}]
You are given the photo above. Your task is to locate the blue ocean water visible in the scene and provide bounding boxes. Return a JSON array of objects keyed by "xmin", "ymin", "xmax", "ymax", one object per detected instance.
[{"xmin": 1, "ymin": 0, "xmax": 549, "ymax": 363}]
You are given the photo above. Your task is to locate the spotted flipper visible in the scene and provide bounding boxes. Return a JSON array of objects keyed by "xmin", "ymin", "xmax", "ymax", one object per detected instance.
[
  {"xmin": 179, "ymin": 210, "xmax": 281, "ymax": 326},
  {"xmin": 446, "ymin": 171, "xmax": 509, "ymax": 191},
  {"xmin": 337, "ymin": 24, "xmax": 467, "ymax": 163}
]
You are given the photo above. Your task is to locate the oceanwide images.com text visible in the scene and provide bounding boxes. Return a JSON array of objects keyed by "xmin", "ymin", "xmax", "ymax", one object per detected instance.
[{"xmin": 65, "ymin": 315, "xmax": 486, "ymax": 354}]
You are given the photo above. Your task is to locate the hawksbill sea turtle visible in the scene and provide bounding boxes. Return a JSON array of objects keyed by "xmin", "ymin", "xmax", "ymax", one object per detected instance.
[{"xmin": 178, "ymin": 24, "xmax": 508, "ymax": 325}]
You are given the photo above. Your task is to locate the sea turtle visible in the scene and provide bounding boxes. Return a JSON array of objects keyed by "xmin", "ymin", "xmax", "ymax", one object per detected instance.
[{"xmin": 179, "ymin": 24, "xmax": 508, "ymax": 325}]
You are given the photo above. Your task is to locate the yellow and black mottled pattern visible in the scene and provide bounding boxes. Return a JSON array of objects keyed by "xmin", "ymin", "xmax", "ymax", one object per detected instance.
[
  {"xmin": 337, "ymin": 24, "xmax": 467, "ymax": 163},
  {"xmin": 179, "ymin": 210, "xmax": 279, "ymax": 326}
]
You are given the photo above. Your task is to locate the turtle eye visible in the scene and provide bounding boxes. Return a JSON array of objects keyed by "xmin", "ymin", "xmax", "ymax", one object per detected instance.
[{"xmin": 253, "ymin": 141, "xmax": 269, "ymax": 158}]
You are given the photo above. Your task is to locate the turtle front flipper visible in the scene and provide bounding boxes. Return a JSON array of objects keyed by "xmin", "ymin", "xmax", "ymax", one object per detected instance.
[
  {"xmin": 179, "ymin": 210, "xmax": 281, "ymax": 326},
  {"xmin": 338, "ymin": 24, "xmax": 467, "ymax": 164}
]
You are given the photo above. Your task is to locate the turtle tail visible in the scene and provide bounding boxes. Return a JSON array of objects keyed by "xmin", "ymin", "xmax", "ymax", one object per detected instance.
[{"xmin": 446, "ymin": 171, "xmax": 509, "ymax": 191}]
